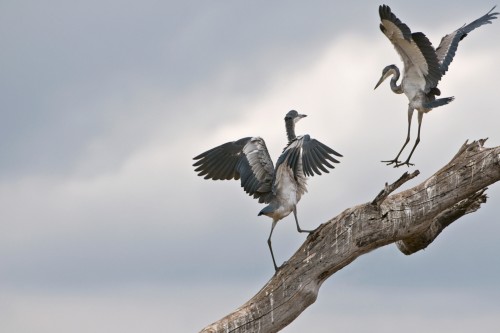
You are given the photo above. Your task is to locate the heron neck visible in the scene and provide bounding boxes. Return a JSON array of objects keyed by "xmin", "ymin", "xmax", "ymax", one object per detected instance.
[
  {"xmin": 390, "ymin": 67, "xmax": 403, "ymax": 94},
  {"xmin": 285, "ymin": 121, "xmax": 296, "ymax": 141},
  {"xmin": 390, "ymin": 77, "xmax": 403, "ymax": 94}
]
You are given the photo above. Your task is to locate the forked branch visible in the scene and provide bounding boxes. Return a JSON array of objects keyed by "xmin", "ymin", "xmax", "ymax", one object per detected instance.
[{"xmin": 200, "ymin": 139, "xmax": 500, "ymax": 333}]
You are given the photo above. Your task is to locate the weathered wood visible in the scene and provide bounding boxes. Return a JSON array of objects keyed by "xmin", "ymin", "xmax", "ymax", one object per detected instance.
[
  {"xmin": 396, "ymin": 187, "xmax": 488, "ymax": 254},
  {"xmin": 371, "ymin": 170, "xmax": 420, "ymax": 206},
  {"xmin": 200, "ymin": 139, "xmax": 500, "ymax": 333}
]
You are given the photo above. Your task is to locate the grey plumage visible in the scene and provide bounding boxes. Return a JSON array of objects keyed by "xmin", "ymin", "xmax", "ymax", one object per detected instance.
[
  {"xmin": 193, "ymin": 110, "xmax": 342, "ymax": 271},
  {"xmin": 437, "ymin": 6, "xmax": 498, "ymax": 75},
  {"xmin": 375, "ymin": 4, "xmax": 498, "ymax": 167},
  {"xmin": 193, "ymin": 137, "xmax": 274, "ymax": 203}
]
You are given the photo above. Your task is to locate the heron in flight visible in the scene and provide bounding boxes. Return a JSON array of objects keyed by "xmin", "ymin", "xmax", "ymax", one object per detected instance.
[
  {"xmin": 193, "ymin": 110, "xmax": 342, "ymax": 271},
  {"xmin": 374, "ymin": 5, "xmax": 498, "ymax": 167}
]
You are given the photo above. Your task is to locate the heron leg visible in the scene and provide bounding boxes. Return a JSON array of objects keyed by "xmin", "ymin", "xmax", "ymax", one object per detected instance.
[
  {"xmin": 267, "ymin": 220, "xmax": 279, "ymax": 271},
  {"xmin": 400, "ymin": 111, "xmax": 423, "ymax": 167},
  {"xmin": 382, "ymin": 107, "xmax": 414, "ymax": 166},
  {"xmin": 293, "ymin": 206, "xmax": 313, "ymax": 234}
]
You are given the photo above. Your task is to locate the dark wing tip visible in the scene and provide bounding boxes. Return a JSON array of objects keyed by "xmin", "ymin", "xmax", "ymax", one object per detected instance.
[
  {"xmin": 330, "ymin": 149, "xmax": 343, "ymax": 157},
  {"xmin": 379, "ymin": 4, "xmax": 391, "ymax": 16},
  {"xmin": 379, "ymin": 4, "xmax": 392, "ymax": 20},
  {"xmin": 379, "ymin": 4, "xmax": 412, "ymax": 41},
  {"xmin": 193, "ymin": 151, "xmax": 206, "ymax": 161},
  {"xmin": 317, "ymin": 140, "xmax": 343, "ymax": 158},
  {"xmin": 300, "ymin": 137, "xmax": 342, "ymax": 177}
]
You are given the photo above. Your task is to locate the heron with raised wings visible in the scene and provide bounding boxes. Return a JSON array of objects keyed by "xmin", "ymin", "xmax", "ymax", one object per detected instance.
[
  {"xmin": 193, "ymin": 110, "xmax": 342, "ymax": 271},
  {"xmin": 375, "ymin": 4, "xmax": 498, "ymax": 167}
]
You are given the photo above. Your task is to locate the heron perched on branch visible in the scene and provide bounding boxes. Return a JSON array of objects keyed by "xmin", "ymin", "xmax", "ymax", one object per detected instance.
[
  {"xmin": 193, "ymin": 110, "xmax": 342, "ymax": 271},
  {"xmin": 374, "ymin": 4, "xmax": 498, "ymax": 167}
]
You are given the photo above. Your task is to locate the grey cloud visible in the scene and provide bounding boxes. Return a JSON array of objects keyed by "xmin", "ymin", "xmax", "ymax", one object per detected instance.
[{"xmin": 1, "ymin": 1, "xmax": 499, "ymax": 332}]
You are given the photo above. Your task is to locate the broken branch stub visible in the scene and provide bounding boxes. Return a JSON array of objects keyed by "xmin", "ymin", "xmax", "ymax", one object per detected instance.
[{"xmin": 200, "ymin": 139, "xmax": 500, "ymax": 333}]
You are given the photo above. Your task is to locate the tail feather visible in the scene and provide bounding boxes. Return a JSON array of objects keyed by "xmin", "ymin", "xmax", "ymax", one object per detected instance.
[
  {"xmin": 424, "ymin": 96, "xmax": 455, "ymax": 109},
  {"xmin": 258, "ymin": 204, "xmax": 274, "ymax": 217}
]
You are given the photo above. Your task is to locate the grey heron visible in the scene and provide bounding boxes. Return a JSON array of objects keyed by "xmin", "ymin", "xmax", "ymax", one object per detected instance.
[
  {"xmin": 374, "ymin": 5, "xmax": 498, "ymax": 167},
  {"xmin": 193, "ymin": 110, "xmax": 342, "ymax": 271}
]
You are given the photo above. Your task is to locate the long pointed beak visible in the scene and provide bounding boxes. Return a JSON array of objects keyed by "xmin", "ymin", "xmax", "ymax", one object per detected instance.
[
  {"xmin": 374, "ymin": 75, "xmax": 386, "ymax": 90},
  {"xmin": 299, "ymin": 114, "xmax": 307, "ymax": 118}
]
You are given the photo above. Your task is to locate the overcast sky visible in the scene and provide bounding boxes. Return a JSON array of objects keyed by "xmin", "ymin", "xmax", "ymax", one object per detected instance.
[{"xmin": 1, "ymin": 1, "xmax": 499, "ymax": 332}]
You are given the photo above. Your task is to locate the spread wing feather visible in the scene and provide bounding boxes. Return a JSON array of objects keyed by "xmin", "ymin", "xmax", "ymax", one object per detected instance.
[
  {"xmin": 436, "ymin": 6, "xmax": 498, "ymax": 75},
  {"xmin": 193, "ymin": 136, "xmax": 274, "ymax": 203},
  {"xmin": 379, "ymin": 4, "xmax": 412, "ymax": 42},
  {"xmin": 301, "ymin": 135, "xmax": 342, "ymax": 177},
  {"xmin": 411, "ymin": 32, "xmax": 442, "ymax": 90},
  {"xmin": 277, "ymin": 135, "xmax": 342, "ymax": 179},
  {"xmin": 379, "ymin": 5, "xmax": 442, "ymax": 91}
]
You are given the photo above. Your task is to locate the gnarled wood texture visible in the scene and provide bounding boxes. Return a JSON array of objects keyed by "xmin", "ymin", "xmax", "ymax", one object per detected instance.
[{"xmin": 200, "ymin": 139, "xmax": 500, "ymax": 333}]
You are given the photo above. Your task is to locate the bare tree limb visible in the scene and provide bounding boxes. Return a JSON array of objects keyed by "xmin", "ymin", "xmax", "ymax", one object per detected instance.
[
  {"xmin": 200, "ymin": 139, "xmax": 500, "ymax": 333},
  {"xmin": 396, "ymin": 188, "xmax": 488, "ymax": 254},
  {"xmin": 371, "ymin": 170, "xmax": 420, "ymax": 206}
]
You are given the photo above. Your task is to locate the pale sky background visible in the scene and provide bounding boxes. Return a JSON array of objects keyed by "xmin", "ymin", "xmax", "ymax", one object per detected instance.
[{"xmin": 1, "ymin": 1, "xmax": 499, "ymax": 332}]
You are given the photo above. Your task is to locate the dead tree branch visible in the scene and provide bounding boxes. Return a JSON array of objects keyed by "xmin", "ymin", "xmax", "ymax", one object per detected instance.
[{"xmin": 200, "ymin": 139, "xmax": 500, "ymax": 333}]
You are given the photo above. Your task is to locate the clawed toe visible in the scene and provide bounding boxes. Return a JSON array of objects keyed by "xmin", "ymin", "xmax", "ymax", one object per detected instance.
[
  {"xmin": 382, "ymin": 158, "xmax": 415, "ymax": 168},
  {"xmin": 381, "ymin": 159, "xmax": 400, "ymax": 166},
  {"xmin": 395, "ymin": 161, "xmax": 414, "ymax": 168}
]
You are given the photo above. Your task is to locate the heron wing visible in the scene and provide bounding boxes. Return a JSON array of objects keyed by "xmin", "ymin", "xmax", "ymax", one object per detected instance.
[
  {"xmin": 277, "ymin": 135, "xmax": 342, "ymax": 180},
  {"xmin": 436, "ymin": 6, "xmax": 498, "ymax": 75},
  {"xmin": 379, "ymin": 4, "xmax": 412, "ymax": 42},
  {"xmin": 193, "ymin": 136, "xmax": 274, "ymax": 203},
  {"xmin": 379, "ymin": 5, "xmax": 442, "ymax": 91}
]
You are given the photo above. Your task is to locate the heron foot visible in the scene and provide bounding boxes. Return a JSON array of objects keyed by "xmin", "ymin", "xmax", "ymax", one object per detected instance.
[
  {"xmin": 394, "ymin": 160, "xmax": 414, "ymax": 168},
  {"xmin": 297, "ymin": 228, "xmax": 314, "ymax": 234},
  {"xmin": 273, "ymin": 260, "xmax": 287, "ymax": 273},
  {"xmin": 381, "ymin": 159, "xmax": 400, "ymax": 166}
]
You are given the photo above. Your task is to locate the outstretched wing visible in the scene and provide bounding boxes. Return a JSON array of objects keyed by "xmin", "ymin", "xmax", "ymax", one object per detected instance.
[
  {"xmin": 277, "ymin": 135, "xmax": 342, "ymax": 179},
  {"xmin": 436, "ymin": 6, "xmax": 498, "ymax": 75},
  {"xmin": 300, "ymin": 135, "xmax": 342, "ymax": 177},
  {"xmin": 379, "ymin": 4, "xmax": 442, "ymax": 91},
  {"xmin": 193, "ymin": 137, "xmax": 274, "ymax": 203}
]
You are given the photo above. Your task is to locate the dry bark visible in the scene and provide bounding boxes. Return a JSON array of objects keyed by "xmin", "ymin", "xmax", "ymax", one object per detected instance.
[{"xmin": 200, "ymin": 139, "xmax": 500, "ymax": 333}]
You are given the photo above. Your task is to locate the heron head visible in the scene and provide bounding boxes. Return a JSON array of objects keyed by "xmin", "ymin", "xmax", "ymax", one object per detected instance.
[
  {"xmin": 285, "ymin": 110, "xmax": 307, "ymax": 123},
  {"xmin": 374, "ymin": 65, "xmax": 398, "ymax": 90}
]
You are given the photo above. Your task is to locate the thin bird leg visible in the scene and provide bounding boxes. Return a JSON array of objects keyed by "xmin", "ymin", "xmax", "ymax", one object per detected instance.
[
  {"xmin": 293, "ymin": 206, "xmax": 313, "ymax": 234},
  {"xmin": 267, "ymin": 220, "xmax": 279, "ymax": 271},
  {"xmin": 399, "ymin": 111, "xmax": 423, "ymax": 167},
  {"xmin": 382, "ymin": 106, "xmax": 414, "ymax": 166}
]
